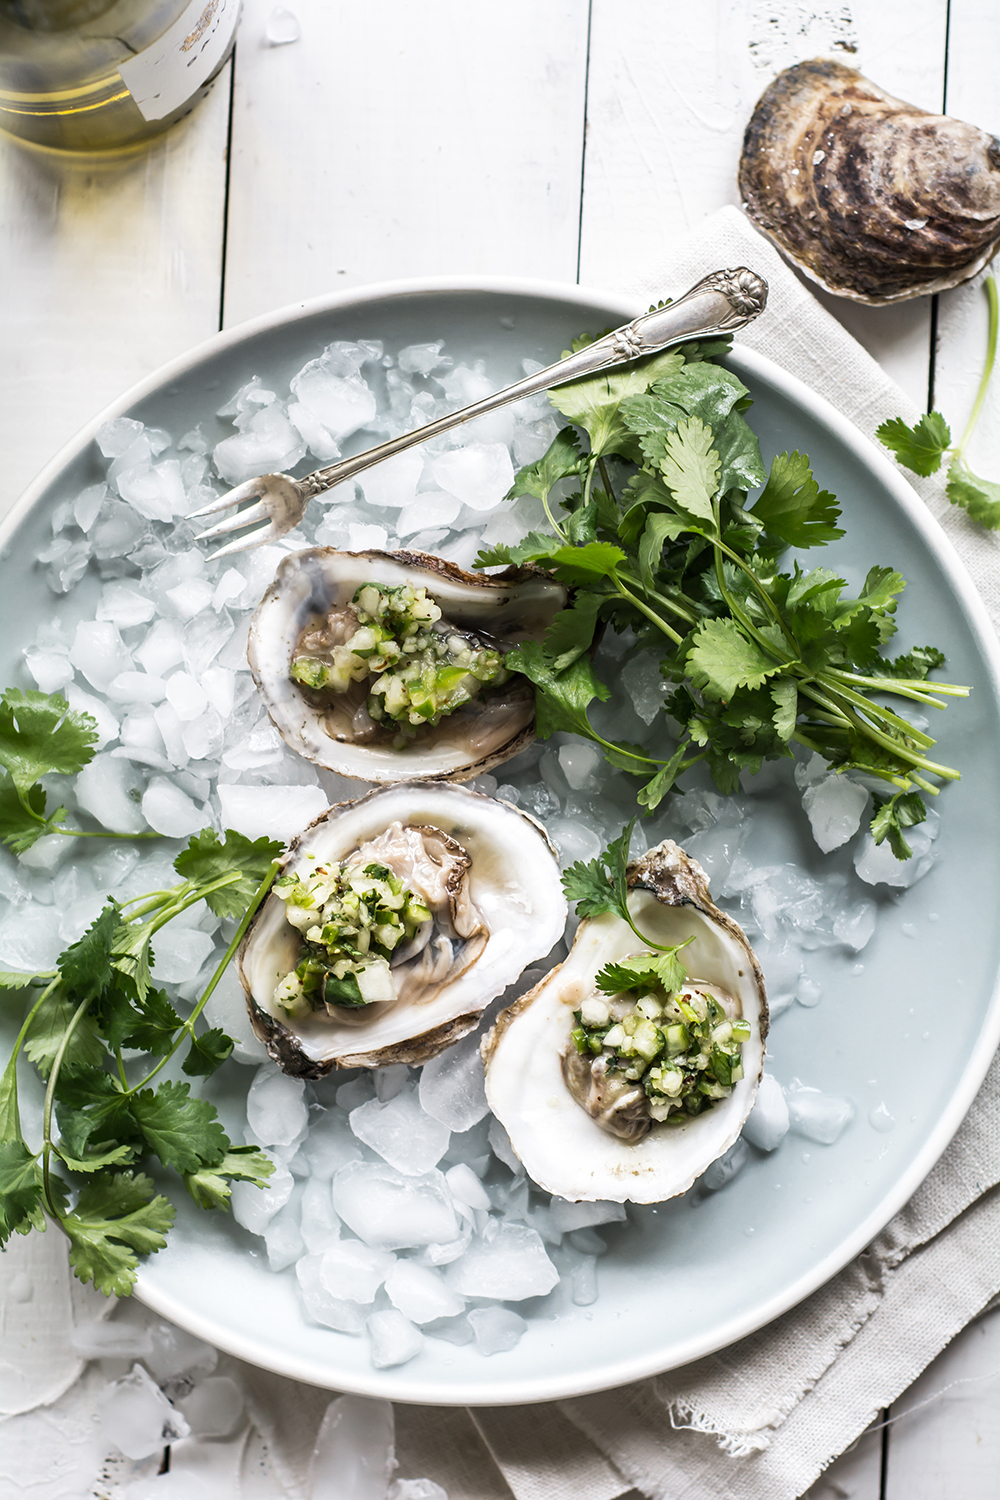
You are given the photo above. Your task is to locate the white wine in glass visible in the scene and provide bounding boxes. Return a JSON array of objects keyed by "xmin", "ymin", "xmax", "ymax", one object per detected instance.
[{"xmin": 0, "ymin": 0, "xmax": 240, "ymax": 154}]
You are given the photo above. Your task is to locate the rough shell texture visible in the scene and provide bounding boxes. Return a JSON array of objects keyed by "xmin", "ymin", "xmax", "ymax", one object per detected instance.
[
  {"xmin": 247, "ymin": 547, "xmax": 566, "ymax": 783},
  {"xmin": 739, "ymin": 58, "xmax": 1000, "ymax": 304},
  {"xmin": 482, "ymin": 841, "xmax": 768, "ymax": 1203},
  {"xmin": 239, "ymin": 782, "xmax": 567, "ymax": 1076}
]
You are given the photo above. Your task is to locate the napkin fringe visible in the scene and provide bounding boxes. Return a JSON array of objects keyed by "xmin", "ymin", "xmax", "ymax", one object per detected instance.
[{"xmin": 664, "ymin": 1398, "xmax": 771, "ymax": 1456}]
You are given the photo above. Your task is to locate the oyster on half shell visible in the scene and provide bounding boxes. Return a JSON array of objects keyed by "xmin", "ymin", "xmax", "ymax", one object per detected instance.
[
  {"xmin": 739, "ymin": 59, "xmax": 1000, "ymax": 304},
  {"xmin": 248, "ymin": 547, "xmax": 566, "ymax": 783},
  {"xmin": 239, "ymin": 782, "xmax": 567, "ymax": 1077},
  {"xmin": 482, "ymin": 841, "xmax": 768, "ymax": 1203}
]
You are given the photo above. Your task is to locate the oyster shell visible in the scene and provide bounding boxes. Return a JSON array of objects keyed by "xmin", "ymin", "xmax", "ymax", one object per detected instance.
[
  {"xmin": 739, "ymin": 58, "xmax": 1000, "ymax": 303},
  {"xmin": 248, "ymin": 547, "xmax": 566, "ymax": 782},
  {"xmin": 482, "ymin": 841, "xmax": 767, "ymax": 1203},
  {"xmin": 239, "ymin": 782, "xmax": 567, "ymax": 1076}
]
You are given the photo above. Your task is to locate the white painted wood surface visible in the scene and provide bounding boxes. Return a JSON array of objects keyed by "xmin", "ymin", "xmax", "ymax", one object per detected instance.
[{"xmin": 1, "ymin": 1, "xmax": 998, "ymax": 1494}]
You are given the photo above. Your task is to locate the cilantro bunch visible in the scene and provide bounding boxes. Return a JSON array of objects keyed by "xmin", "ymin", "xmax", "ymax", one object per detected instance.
[
  {"xmin": 1, "ymin": 790, "xmax": 281, "ymax": 1293},
  {"xmin": 879, "ymin": 276, "xmax": 1000, "ymax": 528},
  {"xmin": 479, "ymin": 328, "xmax": 968, "ymax": 857}
]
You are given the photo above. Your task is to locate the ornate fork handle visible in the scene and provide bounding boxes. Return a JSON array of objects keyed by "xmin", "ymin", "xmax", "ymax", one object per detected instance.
[{"xmin": 295, "ymin": 268, "xmax": 768, "ymax": 502}]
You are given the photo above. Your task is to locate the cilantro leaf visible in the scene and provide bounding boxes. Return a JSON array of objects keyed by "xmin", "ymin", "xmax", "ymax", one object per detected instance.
[
  {"xmin": 0, "ymin": 689, "xmax": 98, "ymax": 795},
  {"xmin": 58, "ymin": 903, "xmax": 120, "ymax": 1005},
  {"xmin": 871, "ymin": 789, "xmax": 927, "ymax": 860},
  {"xmin": 0, "ymin": 1139, "xmax": 42, "ymax": 1244},
  {"xmin": 545, "ymin": 541, "xmax": 627, "ymax": 586},
  {"xmin": 184, "ymin": 1145, "xmax": 274, "ymax": 1211},
  {"xmin": 549, "ymin": 349, "xmax": 686, "ymax": 459},
  {"xmin": 541, "ymin": 592, "xmax": 605, "ymax": 671},
  {"xmin": 56, "ymin": 1140, "xmax": 136, "ymax": 1174},
  {"xmin": 475, "ymin": 529, "xmax": 564, "ymax": 570},
  {"xmin": 22, "ymin": 987, "xmax": 105, "ymax": 1079},
  {"xmin": 173, "ymin": 829, "xmax": 283, "ymax": 918},
  {"xmin": 128, "ymin": 1080, "xmax": 229, "ymax": 1173},
  {"xmin": 0, "ymin": 780, "xmax": 58, "ymax": 853},
  {"xmin": 878, "ymin": 413, "xmax": 951, "ymax": 477},
  {"xmin": 636, "ymin": 742, "xmax": 692, "ymax": 810},
  {"xmin": 946, "ymin": 458, "xmax": 1000, "ymax": 529},
  {"xmin": 507, "ymin": 426, "xmax": 583, "ymax": 502},
  {"xmin": 595, "ymin": 945, "xmax": 689, "ymax": 997},
  {"xmin": 561, "ymin": 820, "xmax": 636, "ymax": 925},
  {"xmin": 638, "ymin": 511, "xmax": 696, "ymax": 586},
  {"xmin": 182, "ymin": 1027, "xmax": 234, "ymax": 1078},
  {"xmin": 109, "ymin": 985, "xmax": 182, "ymax": 1056},
  {"xmin": 687, "ymin": 618, "xmax": 786, "ymax": 700},
  {"xmin": 649, "ymin": 416, "xmax": 721, "ymax": 524},
  {"xmin": 62, "ymin": 1171, "xmax": 174, "ymax": 1296},
  {"xmin": 750, "ymin": 451, "xmax": 844, "ymax": 550},
  {"xmin": 879, "ymin": 645, "xmax": 946, "ymax": 681},
  {"xmin": 505, "ymin": 641, "xmax": 610, "ymax": 740}
]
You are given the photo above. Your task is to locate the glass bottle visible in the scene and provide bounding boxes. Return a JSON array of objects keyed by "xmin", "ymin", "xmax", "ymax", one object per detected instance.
[{"xmin": 0, "ymin": 0, "xmax": 240, "ymax": 155}]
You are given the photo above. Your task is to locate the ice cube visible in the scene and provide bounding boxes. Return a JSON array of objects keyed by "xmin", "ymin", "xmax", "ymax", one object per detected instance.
[
  {"xmin": 395, "ymin": 490, "xmax": 461, "ymax": 537},
  {"xmin": 175, "ymin": 1374, "xmax": 244, "ymax": 1438},
  {"xmin": 97, "ymin": 581, "xmax": 157, "ymax": 631},
  {"xmin": 74, "ymin": 481, "xmax": 108, "ymax": 531},
  {"xmin": 417, "ymin": 1031, "xmax": 489, "ymax": 1132},
  {"xmin": 548, "ymin": 1199, "xmax": 626, "ymax": 1232},
  {"xmin": 23, "ymin": 645, "xmax": 74, "ymax": 694},
  {"xmin": 292, "ymin": 355, "xmax": 377, "ymax": 444},
  {"xmin": 854, "ymin": 827, "xmax": 935, "ymax": 888},
  {"xmin": 444, "ymin": 1221, "xmax": 558, "ymax": 1300},
  {"xmin": 384, "ymin": 1259, "xmax": 465, "ymax": 1324},
  {"xmin": 318, "ymin": 1239, "xmax": 395, "ymax": 1303},
  {"xmin": 265, "ymin": 1202, "xmax": 306, "ymax": 1269},
  {"xmin": 444, "ymin": 1163, "xmax": 491, "ymax": 1213},
  {"xmin": 621, "ymin": 651, "xmax": 665, "ymax": 725},
  {"xmin": 118, "ymin": 458, "xmax": 186, "ymax": 521},
  {"xmin": 468, "ymin": 1306, "xmax": 527, "ymax": 1356},
  {"xmin": 300, "ymin": 1176, "xmax": 341, "ymax": 1253},
  {"xmin": 547, "ymin": 817, "xmax": 602, "ymax": 867},
  {"xmin": 136, "ymin": 619, "xmax": 186, "ymax": 677},
  {"xmin": 742, "ymin": 1073, "xmax": 790, "ymax": 1152},
  {"xmin": 358, "ymin": 449, "xmax": 424, "ymax": 509},
  {"xmin": 264, "ymin": 5, "xmax": 301, "ymax": 45},
  {"xmin": 149, "ymin": 927, "xmax": 216, "ymax": 984},
  {"xmin": 802, "ymin": 775, "xmax": 869, "ymax": 853},
  {"xmin": 96, "ymin": 416, "xmax": 145, "ymax": 457},
  {"xmin": 487, "ymin": 1117, "xmax": 522, "ymax": 1175},
  {"xmin": 332, "ymin": 1161, "xmax": 460, "ymax": 1250},
  {"xmin": 167, "ymin": 578, "xmax": 215, "ymax": 621},
  {"xmin": 91, "ymin": 500, "xmax": 147, "ymax": 560},
  {"xmin": 114, "ymin": 706, "xmax": 170, "ymax": 771},
  {"xmin": 165, "ymin": 671, "xmax": 209, "ymax": 721},
  {"xmin": 69, "ymin": 621, "xmax": 133, "ymax": 692},
  {"xmin": 106, "ymin": 671, "xmax": 168, "ymax": 704},
  {"xmin": 833, "ymin": 899, "xmax": 877, "ymax": 951},
  {"xmin": 217, "ymin": 783, "xmax": 329, "ymax": 844},
  {"xmin": 398, "ymin": 341, "xmax": 448, "ymax": 376},
  {"xmin": 388, "ymin": 1482, "xmax": 449, "ymax": 1500},
  {"xmin": 786, "ymin": 1085, "xmax": 855, "ymax": 1144},
  {"xmin": 212, "ymin": 568, "xmax": 246, "ymax": 611},
  {"xmin": 98, "ymin": 1363, "xmax": 190, "ymax": 1460},
  {"xmin": 153, "ymin": 701, "xmax": 188, "ymax": 767},
  {"xmin": 557, "ymin": 742, "xmax": 603, "ymax": 791},
  {"xmin": 73, "ymin": 753, "xmax": 147, "ymax": 834},
  {"xmin": 374, "ymin": 1064, "xmax": 410, "ymax": 1103},
  {"xmin": 430, "ymin": 443, "xmax": 514, "ymax": 510},
  {"xmin": 296, "ymin": 1107, "xmax": 363, "ymax": 1180},
  {"xmin": 201, "ymin": 965, "xmax": 270, "ymax": 1064},
  {"xmin": 347, "ymin": 522, "xmax": 389, "ymax": 551},
  {"xmin": 296, "ymin": 1255, "xmax": 366, "ymax": 1335},
  {"xmin": 231, "ymin": 1159, "xmax": 292, "ymax": 1234},
  {"xmin": 140, "ymin": 777, "xmax": 208, "ymax": 838},
  {"xmin": 213, "ymin": 405, "xmax": 306, "ymax": 487},
  {"xmin": 701, "ymin": 1138, "xmax": 750, "ymax": 1191},
  {"xmin": 182, "ymin": 708, "xmax": 225, "ymax": 762},
  {"xmin": 368, "ymin": 1309, "xmax": 424, "ymax": 1368},
  {"xmin": 0, "ymin": 904, "xmax": 64, "ymax": 971},
  {"xmin": 70, "ymin": 1320, "xmax": 153, "ymax": 1360},
  {"xmin": 144, "ymin": 1321, "xmax": 217, "ymax": 1381},
  {"xmin": 247, "ymin": 1063, "xmax": 309, "ymax": 1145},
  {"xmin": 307, "ymin": 1394, "xmax": 395, "ymax": 1498}
]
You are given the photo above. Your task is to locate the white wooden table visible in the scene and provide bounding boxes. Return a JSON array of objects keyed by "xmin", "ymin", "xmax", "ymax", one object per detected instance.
[{"xmin": 1, "ymin": 2, "xmax": 998, "ymax": 1495}]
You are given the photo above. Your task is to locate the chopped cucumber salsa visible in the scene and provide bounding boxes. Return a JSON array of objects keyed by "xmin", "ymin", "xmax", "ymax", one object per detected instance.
[
  {"xmin": 272, "ymin": 855, "xmax": 431, "ymax": 1016},
  {"xmin": 570, "ymin": 979, "xmax": 750, "ymax": 1123},
  {"xmin": 290, "ymin": 582, "xmax": 511, "ymax": 738}
]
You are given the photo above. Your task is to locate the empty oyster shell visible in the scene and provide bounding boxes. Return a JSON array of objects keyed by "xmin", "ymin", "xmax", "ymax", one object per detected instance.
[
  {"xmin": 482, "ymin": 840, "xmax": 767, "ymax": 1203},
  {"xmin": 739, "ymin": 58, "xmax": 1000, "ymax": 304},
  {"xmin": 248, "ymin": 548, "xmax": 566, "ymax": 783},
  {"xmin": 239, "ymin": 782, "xmax": 567, "ymax": 1076}
]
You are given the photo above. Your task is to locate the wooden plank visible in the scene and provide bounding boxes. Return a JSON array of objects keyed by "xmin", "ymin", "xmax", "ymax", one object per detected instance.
[
  {"xmin": 884, "ymin": 1303, "xmax": 1000, "ymax": 1498},
  {"xmin": 0, "ymin": 66, "xmax": 232, "ymax": 522},
  {"xmin": 579, "ymin": 0, "xmax": 948, "ymax": 406},
  {"xmin": 222, "ymin": 0, "xmax": 590, "ymax": 328}
]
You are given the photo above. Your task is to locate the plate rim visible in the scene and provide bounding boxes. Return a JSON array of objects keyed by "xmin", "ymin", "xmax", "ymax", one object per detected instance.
[{"xmin": 9, "ymin": 273, "xmax": 1000, "ymax": 1405}]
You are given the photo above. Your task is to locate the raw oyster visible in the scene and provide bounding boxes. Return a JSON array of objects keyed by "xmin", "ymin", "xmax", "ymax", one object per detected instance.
[
  {"xmin": 482, "ymin": 841, "xmax": 767, "ymax": 1203},
  {"xmin": 239, "ymin": 782, "xmax": 567, "ymax": 1076},
  {"xmin": 739, "ymin": 58, "xmax": 1000, "ymax": 304},
  {"xmin": 248, "ymin": 547, "xmax": 566, "ymax": 782}
]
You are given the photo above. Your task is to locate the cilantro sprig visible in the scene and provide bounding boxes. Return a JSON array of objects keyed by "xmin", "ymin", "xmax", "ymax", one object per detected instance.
[
  {"xmin": 879, "ymin": 276, "xmax": 1000, "ymax": 529},
  {"xmin": 0, "ymin": 828, "xmax": 280, "ymax": 1295},
  {"xmin": 481, "ymin": 321, "xmax": 969, "ymax": 856},
  {"xmin": 0, "ymin": 688, "xmax": 160, "ymax": 852}
]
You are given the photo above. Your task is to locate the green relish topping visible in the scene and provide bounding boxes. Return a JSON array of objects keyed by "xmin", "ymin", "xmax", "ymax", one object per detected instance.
[
  {"xmin": 272, "ymin": 856, "xmax": 431, "ymax": 1017},
  {"xmin": 290, "ymin": 581, "xmax": 511, "ymax": 737},
  {"xmin": 569, "ymin": 946, "xmax": 750, "ymax": 1123}
]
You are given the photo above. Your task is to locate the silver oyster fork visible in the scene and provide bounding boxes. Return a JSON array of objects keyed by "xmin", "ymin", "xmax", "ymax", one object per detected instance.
[{"xmin": 189, "ymin": 268, "xmax": 767, "ymax": 559}]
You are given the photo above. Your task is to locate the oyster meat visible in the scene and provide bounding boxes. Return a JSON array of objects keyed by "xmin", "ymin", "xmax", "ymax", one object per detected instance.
[
  {"xmin": 248, "ymin": 547, "xmax": 566, "ymax": 782},
  {"xmin": 482, "ymin": 841, "xmax": 767, "ymax": 1203},
  {"xmin": 739, "ymin": 58, "xmax": 1000, "ymax": 304},
  {"xmin": 239, "ymin": 782, "xmax": 567, "ymax": 1076}
]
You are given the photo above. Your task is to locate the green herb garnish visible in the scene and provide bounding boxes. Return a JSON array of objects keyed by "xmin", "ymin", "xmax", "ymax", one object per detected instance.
[
  {"xmin": 481, "ymin": 325, "xmax": 969, "ymax": 856},
  {"xmin": 879, "ymin": 275, "xmax": 1000, "ymax": 529}
]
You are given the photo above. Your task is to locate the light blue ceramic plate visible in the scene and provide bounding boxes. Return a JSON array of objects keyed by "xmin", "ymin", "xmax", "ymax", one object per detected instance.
[{"xmin": 4, "ymin": 279, "xmax": 999, "ymax": 1405}]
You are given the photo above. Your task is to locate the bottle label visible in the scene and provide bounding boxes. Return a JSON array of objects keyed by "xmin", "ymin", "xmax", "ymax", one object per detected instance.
[{"xmin": 118, "ymin": 0, "xmax": 240, "ymax": 122}]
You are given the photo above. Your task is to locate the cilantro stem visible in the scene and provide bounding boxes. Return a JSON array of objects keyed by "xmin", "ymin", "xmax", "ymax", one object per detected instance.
[
  {"xmin": 41, "ymin": 994, "xmax": 90, "ymax": 1224},
  {"xmin": 618, "ymin": 569, "xmax": 698, "ymax": 627},
  {"xmin": 52, "ymin": 827, "xmax": 161, "ymax": 841},
  {"xmin": 9, "ymin": 978, "xmax": 59, "ymax": 1064},
  {"xmin": 823, "ymin": 666, "xmax": 968, "ymax": 706},
  {"xmin": 542, "ymin": 494, "xmax": 568, "ymax": 541},
  {"xmin": 954, "ymin": 276, "xmax": 998, "ymax": 461},
  {"xmin": 611, "ymin": 570, "xmax": 683, "ymax": 646},
  {"xmin": 798, "ymin": 681, "xmax": 959, "ymax": 780},
  {"xmin": 128, "ymin": 859, "xmax": 280, "ymax": 1095},
  {"xmin": 816, "ymin": 676, "xmax": 937, "ymax": 748}
]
